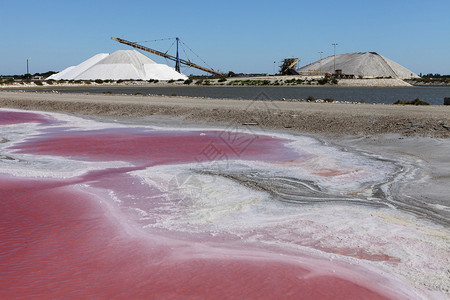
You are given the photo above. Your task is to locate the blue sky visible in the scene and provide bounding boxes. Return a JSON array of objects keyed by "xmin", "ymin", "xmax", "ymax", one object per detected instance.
[{"xmin": 1, "ymin": 0, "xmax": 449, "ymax": 76}]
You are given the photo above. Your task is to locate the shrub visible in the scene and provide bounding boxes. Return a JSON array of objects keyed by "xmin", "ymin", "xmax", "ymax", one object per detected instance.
[
  {"xmin": 331, "ymin": 78, "xmax": 338, "ymax": 84},
  {"xmin": 306, "ymin": 96, "xmax": 316, "ymax": 101},
  {"xmin": 324, "ymin": 98, "xmax": 334, "ymax": 102},
  {"xmin": 34, "ymin": 80, "xmax": 43, "ymax": 86},
  {"xmin": 184, "ymin": 79, "xmax": 193, "ymax": 85},
  {"xmin": 95, "ymin": 79, "xmax": 103, "ymax": 84},
  {"xmin": 195, "ymin": 79, "xmax": 203, "ymax": 85},
  {"xmin": 153, "ymin": 79, "xmax": 159, "ymax": 83},
  {"xmin": 318, "ymin": 78, "xmax": 328, "ymax": 85},
  {"xmin": 46, "ymin": 79, "xmax": 55, "ymax": 85},
  {"xmin": 393, "ymin": 98, "xmax": 429, "ymax": 105},
  {"xmin": 168, "ymin": 79, "xmax": 175, "ymax": 83},
  {"xmin": 117, "ymin": 79, "xmax": 124, "ymax": 84},
  {"xmin": 218, "ymin": 77, "xmax": 227, "ymax": 82}
]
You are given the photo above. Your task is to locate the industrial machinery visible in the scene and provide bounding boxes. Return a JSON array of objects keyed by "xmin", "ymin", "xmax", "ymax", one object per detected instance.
[
  {"xmin": 280, "ymin": 58, "xmax": 300, "ymax": 75},
  {"xmin": 112, "ymin": 37, "xmax": 225, "ymax": 77}
]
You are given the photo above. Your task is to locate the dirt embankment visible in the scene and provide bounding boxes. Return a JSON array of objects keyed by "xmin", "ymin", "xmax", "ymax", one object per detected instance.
[{"xmin": 1, "ymin": 91, "xmax": 449, "ymax": 138}]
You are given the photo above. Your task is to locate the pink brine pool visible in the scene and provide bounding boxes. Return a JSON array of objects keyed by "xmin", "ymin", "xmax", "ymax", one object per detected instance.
[{"xmin": 0, "ymin": 109, "xmax": 432, "ymax": 299}]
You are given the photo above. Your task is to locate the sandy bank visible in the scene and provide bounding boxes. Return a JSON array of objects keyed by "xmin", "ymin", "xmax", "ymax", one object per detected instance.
[{"xmin": 1, "ymin": 91, "xmax": 449, "ymax": 138}]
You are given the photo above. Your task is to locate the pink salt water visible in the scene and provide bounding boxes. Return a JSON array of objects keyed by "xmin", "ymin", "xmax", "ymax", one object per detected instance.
[{"xmin": 0, "ymin": 109, "xmax": 425, "ymax": 299}]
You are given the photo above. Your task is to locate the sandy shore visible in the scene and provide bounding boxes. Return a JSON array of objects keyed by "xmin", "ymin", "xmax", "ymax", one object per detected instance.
[{"xmin": 1, "ymin": 91, "xmax": 449, "ymax": 138}]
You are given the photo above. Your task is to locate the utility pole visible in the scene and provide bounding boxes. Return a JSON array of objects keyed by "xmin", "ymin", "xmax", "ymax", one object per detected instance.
[
  {"xmin": 175, "ymin": 38, "xmax": 180, "ymax": 73},
  {"xmin": 26, "ymin": 58, "xmax": 30, "ymax": 75},
  {"xmin": 318, "ymin": 51, "xmax": 323, "ymax": 75},
  {"xmin": 332, "ymin": 43, "xmax": 338, "ymax": 73}
]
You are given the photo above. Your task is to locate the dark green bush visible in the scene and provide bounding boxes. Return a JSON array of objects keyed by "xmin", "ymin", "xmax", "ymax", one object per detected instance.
[
  {"xmin": 393, "ymin": 98, "xmax": 429, "ymax": 105},
  {"xmin": 184, "ymin": 79, "xmax": 193, "ymax": 85},
  {"xmin": 318, "ymin": 78, "xmax": 328, "ymax": 85},
  {"xmin": 34, "ymin": 80, "xmax": 43, "ymax": 86},
  {"xmin": 95, "ymin": 79, "xmax": 103, "ymax": 84}
]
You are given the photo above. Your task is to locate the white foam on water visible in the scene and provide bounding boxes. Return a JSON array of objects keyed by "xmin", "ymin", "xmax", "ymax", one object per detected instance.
[{"xmin": 129, "ymin": 162, "xmax": 450, "ymax": 295}]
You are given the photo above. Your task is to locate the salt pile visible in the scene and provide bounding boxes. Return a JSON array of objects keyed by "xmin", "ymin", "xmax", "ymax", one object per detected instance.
[
  {"xmin": 48, "ymin": 50, "xmax": 187, "ymax": 81},
  {"xmin": 298, "ymin": 52, "xmax": 419, "ymax": 79}
]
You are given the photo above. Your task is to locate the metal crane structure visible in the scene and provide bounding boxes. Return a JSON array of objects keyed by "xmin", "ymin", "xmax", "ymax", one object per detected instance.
[
  {"xmin": 111, "ymin": 37, "xmax": 225, "ymax": 77},
  {"xmin": 280, "ymin": 58, "xmax": 300, "ymax": 75}
]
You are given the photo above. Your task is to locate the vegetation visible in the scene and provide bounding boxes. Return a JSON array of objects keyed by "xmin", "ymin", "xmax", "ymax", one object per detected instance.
[
  {"xmin": 393, "ymin": 98, "xmax": 430, "ymax": 105},
  {"xmin": 34, "ymin": 80, "xmax": 43, "ymax": 86},
  {"xmin": 95, "ymin": 79, "xmax": 104, "ymax": 84},
  {"xmin": 317, "ymin": 78, "xmax": 328, "ymax": 85},
  {"xmin": 218, "ymin": 78, "xmax": 227, "ymax": 82},
  {"xmin": 183, "ymin": 79, "xmax": 193, "ymax": 85},
  {"xmin": 168, "ymin": 79, "xmax": 175, "ymax": 83}
]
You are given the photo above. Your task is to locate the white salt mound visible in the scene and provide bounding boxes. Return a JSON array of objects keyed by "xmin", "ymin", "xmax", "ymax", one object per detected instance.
[
  {"xmin": 298, "ymin": 52, "xmax": 419, "ymax": 79},
  {"xmin": 48, "ymin": 50, "xmax": 187, "ymax": 81}
]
